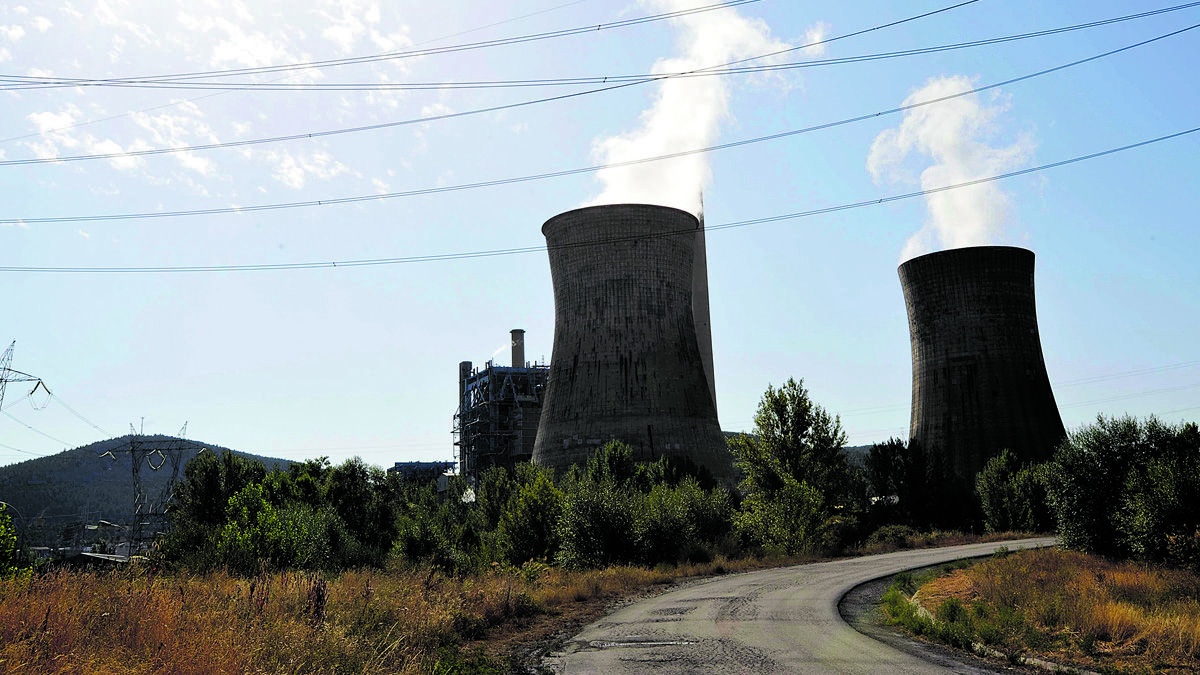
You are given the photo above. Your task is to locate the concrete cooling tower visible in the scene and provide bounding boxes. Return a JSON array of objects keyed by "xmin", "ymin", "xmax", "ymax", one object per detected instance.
[
  {"xmin": 532, "ymin": 203, "xmax": 732, "ymax": 482},
  {"xmin": 899, "ymin": 245, "xmax": 1065, "ymax": 483}
]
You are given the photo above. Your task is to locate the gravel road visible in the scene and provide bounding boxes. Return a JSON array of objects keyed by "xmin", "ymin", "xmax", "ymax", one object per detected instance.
[{"xmin": 542, "ymin": 537, "xmax": 1057, "ymax": 674}]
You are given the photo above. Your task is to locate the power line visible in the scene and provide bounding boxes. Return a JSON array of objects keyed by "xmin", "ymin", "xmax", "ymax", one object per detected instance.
[
  {"xmin": 9, "ymin": 4, "xmax": 1190, "ymax": 169},
  {"xmin": 2, "ymin": 410, "xmax": 72, "ymax": 447},
  {"xmin": 51, "ymin": 394, "xmax": 111, "ymax": 436},
  {"xmin": 0, "ymin": 0, "xmax": 766, "ymax": 89},
  {"xmin": 4, "ymin": 21, "xmax": 1195, "ymax": 225},
  {"xmin": 0, "ymin": 440, "xmax": 54, "ymax": 458},
  {"xmin": 8, "ymin": 2, "xmax": 1195, "ymax": 93},
  {"xmin": 3, "ymin": 123, "xmax": 1197, "ymax": 274},
  {"xmin": 0, "ymin": 0, "xmax": 591, "ymax": 146},
  {"xmin": 0, "ymin": 0, "xmax": 989, "ymax": 167}
]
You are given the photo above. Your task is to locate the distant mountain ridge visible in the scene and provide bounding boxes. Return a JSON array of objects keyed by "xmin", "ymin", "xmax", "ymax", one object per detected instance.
[{"xmin": 0, "ymin": 436, "xmax": 292, "ymax": 529}]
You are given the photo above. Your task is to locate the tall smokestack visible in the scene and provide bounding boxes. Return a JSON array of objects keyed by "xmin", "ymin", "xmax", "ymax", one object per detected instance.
[
  {"xmin": 899, "ymin": 246, "xmax": 1065, "ymax": 483},
  {"xmin": 532, "ymin": 204, "xmax": 732, "ymax": 482},
  {"xmin": 511, "ymin": 329, "xmax": 526, "ymax": 368},
  {"xmin": 693, "ymin": 198, "xmax": 716, "ymax": 415}
]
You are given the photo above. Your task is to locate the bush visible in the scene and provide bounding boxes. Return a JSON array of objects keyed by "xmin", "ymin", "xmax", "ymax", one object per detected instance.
[
  {"xmin": 1046, "ymin": 415, "xmax": 1200, "ymax": 565},
  {"xmin": 555, "ymin": 442, "xmax": 736, "ymax": 568},
  {"xmin": 975, "ymin": 450, "xmax": 1053, "ymax": 533},
  {"xmin": 497, "ymin": 467, "xmax": 563, "ymax": 564},
  {"xmin": 865, "ymin": 524, "xmax": 918, "ymax": 550}
]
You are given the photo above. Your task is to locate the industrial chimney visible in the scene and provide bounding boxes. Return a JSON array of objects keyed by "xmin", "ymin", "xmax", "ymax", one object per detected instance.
[
  {"xmin": 511, "ymin": 329, "xmax": 526, "ymax": 368},
  {"xmin": 899, "ymin": 245, "xmax": 1065, "ymax": 484},
  {"xmin": 532, "ymin": 204, "xmax": 732, "ymax": 482}
]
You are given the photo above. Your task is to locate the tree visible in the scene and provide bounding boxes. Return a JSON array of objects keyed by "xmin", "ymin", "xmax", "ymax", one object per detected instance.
[
  {"xmin": 975, "ymin": 450, "xmax": 1052, "ymax": 533},
  {"xmin": 497, "ymin": 465, "xmax": 563, "ymax": 564},
  {"xmin": 730, "ymin": 379, "xmax": 850, "ymax": 496},
  {"xmin": 0, "ymin": 504, "xmax": 27, "ymax": 577},
  {"xmin": 1046, "ymin": 414, "xmax": 1200, "ymax": 563},
  {"xmin": 728, "ymin": 378, "xmax": 852, "ymax": 553}
]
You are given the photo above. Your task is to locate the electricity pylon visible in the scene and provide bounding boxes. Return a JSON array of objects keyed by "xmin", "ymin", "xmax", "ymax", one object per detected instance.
[{"xmin": 0, "ymin": 341, "xmax": 48, "ymax": 411}]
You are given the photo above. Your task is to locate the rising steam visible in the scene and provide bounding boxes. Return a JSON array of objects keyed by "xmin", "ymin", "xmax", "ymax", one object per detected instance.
[
  {"xmin": 583, "ymin": 0, "xmax": 789, "ymax": 215},
  {"xmin": 867, "ymin": 75, "xmax": 1035, "ymax": 261}
]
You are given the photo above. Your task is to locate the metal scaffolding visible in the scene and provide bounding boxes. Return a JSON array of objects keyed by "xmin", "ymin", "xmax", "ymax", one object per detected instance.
[{"xmin": 453, "ymin": 360, "xmax": 549, "ymax": 483}]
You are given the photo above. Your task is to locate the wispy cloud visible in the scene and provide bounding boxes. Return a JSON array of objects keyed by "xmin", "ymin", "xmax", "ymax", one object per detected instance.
[
  {"xmin": 584, "ymin": 0, "xmax": 788, "ymax": 215},
  {"xmin": 867, "ymin": 75, "xmax": 1034, "ymax": 260}
]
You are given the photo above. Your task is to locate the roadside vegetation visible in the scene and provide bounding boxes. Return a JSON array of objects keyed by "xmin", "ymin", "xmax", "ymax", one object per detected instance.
[
  {"xmin": 881, "ymin": 414, "xmax": 1200, "ymax": 672},
  {"xmin": 0, "ymin": 377, "xmax": 1048, "ymax": 673},
  {"xmin": 883, "ymin": 547, "xmax": 1200, "ymax": 673}
]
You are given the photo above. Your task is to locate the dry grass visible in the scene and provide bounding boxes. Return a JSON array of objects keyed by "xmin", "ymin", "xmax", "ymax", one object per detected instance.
[
  {"xmin": 0, "ymin": 553, "xmax": 823, "ymax": 674},
  {"xmin": 918, "ymin": 547, "xmax": 1200, "ymax": 672},
  {"xmin": 0, "ymin": 533, "xmax": 1036, "ymax": 674},
  {"xmin": 853, "ymin": 529, "xmax": 1039, "ymax": 556}
]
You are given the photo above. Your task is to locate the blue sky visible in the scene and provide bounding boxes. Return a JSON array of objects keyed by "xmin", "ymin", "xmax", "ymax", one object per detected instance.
[{"xmin": 2, "ymin": 0, "xmax": 1197, "ymax": 469}]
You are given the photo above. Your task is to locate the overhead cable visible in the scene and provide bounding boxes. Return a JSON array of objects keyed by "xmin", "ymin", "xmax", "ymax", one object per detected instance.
[
  {"xmin": 2, "ymin": 124, "xmax": 1196, "ymax": 273},
  {"xmin": 0, "ymin": 0, "xmax": 767, "ymax": 88},
  {"xmin": 0, "ymin": 0, "xmax": 997, "ymax": 167},
  {"xmin": 3, "ymin": 22, "xmax": 1194, "ymax": 223},
  {"xmin": 6, "ymin": 2, "xmax": 1195, "ymax": 93}
]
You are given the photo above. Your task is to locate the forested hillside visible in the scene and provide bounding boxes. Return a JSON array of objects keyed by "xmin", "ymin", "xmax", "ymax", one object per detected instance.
[{"xmin": 0, "ymin": 436, "xmax": 291, "ymax": 538}]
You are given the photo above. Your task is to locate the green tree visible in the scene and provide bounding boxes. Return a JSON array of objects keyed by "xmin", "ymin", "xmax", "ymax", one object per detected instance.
[
  {"xmin": 975, "ymin": 450, "xmax": 1052, "ymax": 533},
  {"xmin": 0, "ymin": 504, "xmax": 28, "ymax": 577},
  {"xmin": 728, "ymin": 378, "xmax": 851, "ymax": 553},
  {"xmin": 1046, "ymin": 414, "xmax": 1200, "ymax": 562},
  {"xmin": 497, "ymin": 465, "xmax": 563, "ymax": 564}
]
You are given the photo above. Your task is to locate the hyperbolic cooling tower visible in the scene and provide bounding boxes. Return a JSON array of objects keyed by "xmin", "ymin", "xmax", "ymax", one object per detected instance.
[
  {"xmin": 532, "ymin": 204, "xmax": 731, "ymax": 482},
  {"xmin": 899, "ymin": 245, "xmax": 1065, "ymax": 483}
]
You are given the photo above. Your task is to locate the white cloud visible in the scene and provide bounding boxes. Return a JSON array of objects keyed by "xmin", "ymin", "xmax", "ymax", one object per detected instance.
[
  {"xmin": 77, "ymin": 229, "xmax": 90, "ymax": 239},
  {"xmin": 584, "ymin": 0, "xmax": 788, "ymax": 215},
  {"xmin": 30, "ymin": 16, "xmax": 51, "ymax": 32},
  {"xmin": 177, "ymin": 12, "xmax": 295, "ymax": 68},
  {"xmin": 801, "ymin": 21, "xmax": 830, "ymax": 58},
  {"xmin": 130, "ymin": 100, "xmax": 221, "ymax": 175},
  {"xmin": 867, "ymin": 75, "xmax": 1035, "ymax": 261},
  {"xmin": 1, "ymin": 25, "xmax": 26, "ymax": 41},
  {"xmin": 257, "ymin": 148, "xmax": 351, "ymax": 189},
  {"xmin": 0, "ymin": 47, "xmax": 10, "ymax": 63}
]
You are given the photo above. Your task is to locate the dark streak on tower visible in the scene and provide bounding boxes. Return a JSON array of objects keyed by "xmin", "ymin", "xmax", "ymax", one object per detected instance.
[
  {"xmin": 899, "ymin": 245, "xmax": 1065, "ymax": 483},
  {"xmin": 532, "ymin": 204, "xmax": 731, "ymax": 482}
]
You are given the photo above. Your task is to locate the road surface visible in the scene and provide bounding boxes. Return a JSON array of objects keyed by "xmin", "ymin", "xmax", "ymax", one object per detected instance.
[{"xmin": 543, "ymin": 537, "xmax": 1057, "ymax": 673}]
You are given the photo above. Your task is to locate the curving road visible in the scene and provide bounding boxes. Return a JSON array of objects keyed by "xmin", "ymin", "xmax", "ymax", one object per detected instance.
[{"xmin": 543, "ymin": 537, "xmax": 1056, "ymax": 673}]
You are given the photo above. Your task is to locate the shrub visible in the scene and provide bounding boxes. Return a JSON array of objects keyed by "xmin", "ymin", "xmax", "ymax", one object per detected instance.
[
  {"xmin": 1046, "ymin": 415, "xmax": 1200, "ymax": 564},
  {"xmin": 497, "ymin": 467, "xmax": 563, "ymax": 564},
  {"xmin": 975, "ymin": 450, "xmax": 1053, "ymax": 533}
]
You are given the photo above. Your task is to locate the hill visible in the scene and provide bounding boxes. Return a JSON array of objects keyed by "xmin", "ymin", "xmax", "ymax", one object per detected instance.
[{"xmin": 0, "ymin": 436, "xmax": 292, "ymax": 544}]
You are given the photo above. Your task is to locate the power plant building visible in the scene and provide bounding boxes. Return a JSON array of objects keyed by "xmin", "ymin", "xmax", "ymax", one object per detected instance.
[
  {"xmin": 899, "ymin": 245, "xmax": 1065, "ymax": 483},
  {"xmin": 453, "ymin": 329, "xmax": 550, "ymax": 482},
  {"xmin": 531, "ymin": 204, "xmax": 732, "ymax": 483}
]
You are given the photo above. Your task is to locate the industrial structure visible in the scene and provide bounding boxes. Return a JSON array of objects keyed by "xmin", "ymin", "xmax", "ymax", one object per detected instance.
[
  {"xmin": 453, "ymin": 329, "xmax": 550, "ymax": 483},
  {"xmin": 899, "ymin": 245, "xmax": 1065, "ymax": 484},
  {"xmin": 387, "ymin": 460, "xmax": 456, "ymax": 482},
  {"xmin": 97, "ymin": 425, "xmax": 205, "ymax": 554},
  {"xmin": 531, "ymin": 204, "xmax": 732, "ymax": 482}
]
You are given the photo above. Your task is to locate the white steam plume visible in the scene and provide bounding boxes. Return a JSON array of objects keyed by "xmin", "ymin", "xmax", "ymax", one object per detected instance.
[
  {"xmin": 583, "ymin": 1, "xmax": 790, "ymax": 215},
  {"xmin": 867, "ymin": 75, "xmax": 1035, "ymax": 261}
]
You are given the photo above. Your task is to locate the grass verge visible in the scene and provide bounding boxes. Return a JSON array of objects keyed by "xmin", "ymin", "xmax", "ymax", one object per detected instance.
[
  {"xmin": 0, "ymin": 531, "xmax": 1039, "ymax": 674},
  {"xmin": 881, "ymin": 547, "xmax": 1200, "ymax": 674}
]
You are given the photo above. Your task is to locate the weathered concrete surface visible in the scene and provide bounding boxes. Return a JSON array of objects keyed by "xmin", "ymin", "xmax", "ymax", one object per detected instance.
[
  {"xmin": 900, "ymin": 246, "xmax": 1065, "ymax": 482},
  {"xmin": 533, "ymin": 204, "xmax": 731, "ymax": 483},
  {"xmin": 543, "ymin": 537, "xmax": 1057, "ymax": 674}
]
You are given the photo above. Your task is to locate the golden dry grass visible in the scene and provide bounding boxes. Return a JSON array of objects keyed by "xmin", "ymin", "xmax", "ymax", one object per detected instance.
[
  {"xmin": 0, "ymin": 554, "xmax": 817, "ymax": 674},
  {"xmin": 925, "ymin": 547, "xmax": 1200, "ymax": 671}
]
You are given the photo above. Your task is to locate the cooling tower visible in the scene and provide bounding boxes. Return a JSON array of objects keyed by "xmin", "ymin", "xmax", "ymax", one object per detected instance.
[
  {"xmin": 899, "ymin": 245, "xmax": 1065, "ymax": 483},
  {"xmin": 532, "ymin": 204, "xmax": 732, "ymax": 482}
]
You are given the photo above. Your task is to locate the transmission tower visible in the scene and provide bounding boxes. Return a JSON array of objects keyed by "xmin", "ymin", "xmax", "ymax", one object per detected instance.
[
  {"xmin": 0, "ymin": 341, "xmax": 48, "ymax": 411},
  {"xmin": 99, "ymin": 421, "xmax": 203, "ymax": 556}
]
